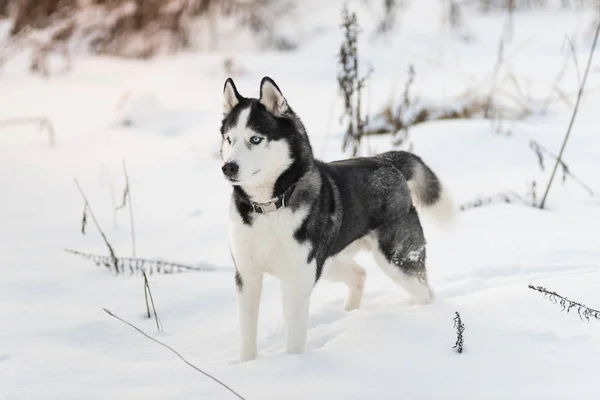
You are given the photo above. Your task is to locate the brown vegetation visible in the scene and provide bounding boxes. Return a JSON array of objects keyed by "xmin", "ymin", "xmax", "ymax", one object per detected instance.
[{"xmin": 0, "ymin": 0, "xmax": 295, "ymax": 75}]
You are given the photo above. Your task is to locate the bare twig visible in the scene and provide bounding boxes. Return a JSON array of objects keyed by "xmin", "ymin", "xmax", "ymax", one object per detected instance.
[
  {"xmin": 103, "ymin": 308, "xmax": 246, "ymax": 400},
  {"xmin": 392, "ymin": 64, "xmax": 416, "ymax": 146},
  {"xmin": 143, "ymin": 272, "xmax": 161, "ymax": 331},
  {"xmin": 64, "ymin": 249, "xmax": 225, "ymax": 275},
  {"xmin": 529, "ymin": 180, "xmax": 538, "ymax": 206},
  {"xmin": 530, "ymin": 140, "xmax": 594, "ymax": 196},
  {"xmin": 459, "ymin": 191, "xmax": 527, "ymax": 211},
  {"xmin": 565, "ymin": 36, "xmax": 582, "ymax": 89},
  {"xmin": 74, "ymin": 180, "xmax": 119, "ymax": 273},
  {"xmin": 338, "ymin": 4, "xmax": 371, "ymax": 157},
  {"xmin": 453, "ymin": 311, "xmax": 465, "ymax": 353},
  {"xmin": 402, "ymin": 64, "xmax": 415, "ymax": 108},
  {"xmin": 0, "ymin": 117, "xmax": 56, "ymax": 147},
  {"xmin": 528, "ymin": 284, "xmax": 600, "ymax": 322},
  {"xmin": 143, "ymin": 273, "xmax": 151, "ymax": 319},
  {"xmin": 81, "ymin": 203, "xmax": 88, "ymax": 235},
  {"xmin": 540, "ymin": 19, "xmax": 600, "ymax": 208},
  {"xmin": 117, "ymin": 159, "xmax": 136, "ymax": 257}
]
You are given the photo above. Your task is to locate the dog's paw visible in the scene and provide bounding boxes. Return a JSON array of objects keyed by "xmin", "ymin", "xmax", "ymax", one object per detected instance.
[
  {"xmin": 239, "ymin": 348, "xmax": 258, "ymax": 363},
  {"xmin": 344, "ymin": 299, "xmax": 361, "ymax": 311},
  {"xmin": 285, "ymin": 343, "xmax": 307, "ymax": 355}
]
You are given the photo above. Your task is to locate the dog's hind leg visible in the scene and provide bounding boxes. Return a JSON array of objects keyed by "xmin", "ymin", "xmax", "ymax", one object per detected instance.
[
  {"xmin": 372, "ymin": 206, "xmax": 434, "ymax": 305},
  {"xmin": 322, "ymin": 258, "xmax": 367, "ymax": 311}
]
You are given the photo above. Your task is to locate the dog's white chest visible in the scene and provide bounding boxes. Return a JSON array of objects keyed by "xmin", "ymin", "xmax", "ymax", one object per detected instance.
[{"xmin": 229, "ymin": 206, "xmax": 309, "ymax": 277}]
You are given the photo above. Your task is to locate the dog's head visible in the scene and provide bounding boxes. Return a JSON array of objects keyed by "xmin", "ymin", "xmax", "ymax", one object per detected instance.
[{"xmin": 219, "ymin": 77, "xmax": 311, "ymax": 191}]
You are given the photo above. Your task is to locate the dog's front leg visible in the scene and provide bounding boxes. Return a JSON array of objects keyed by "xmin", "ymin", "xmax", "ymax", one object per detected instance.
[
  {"xmin": 280, "ymin": 268, "xmax": 314, "ymax": 355},
  {"xmin": 236, "ymin": 270, "xmax": 263, "ymax": 362}
]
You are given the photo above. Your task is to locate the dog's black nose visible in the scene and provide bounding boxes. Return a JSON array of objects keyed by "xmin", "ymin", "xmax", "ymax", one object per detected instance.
[{"xmin": 222, "ymin": 162, "xmax": 239, "ymax": 178}]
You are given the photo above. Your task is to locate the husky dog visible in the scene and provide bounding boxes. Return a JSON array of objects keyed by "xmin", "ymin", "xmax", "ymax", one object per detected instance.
[{"xmin": 220, "ymin": 76, "xmax": 456, "ymax": 362}]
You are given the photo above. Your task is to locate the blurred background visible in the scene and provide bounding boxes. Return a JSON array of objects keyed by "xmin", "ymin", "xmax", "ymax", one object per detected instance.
[{"xmin": 2, "ymin": 1, "xmax": 600, "ymax": 399}]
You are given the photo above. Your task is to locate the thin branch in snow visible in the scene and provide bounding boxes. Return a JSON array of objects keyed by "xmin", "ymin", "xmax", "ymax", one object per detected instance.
[
  {"xmin": 459, "ymin": 191, "xmax": 527, "ymax": 211},
  {"xmin": 74, "ymin": 179, "xmax": 119, "ymax": 273},
  {"xmin": 564, "ymin": 36, "xmax": 582, "ymax": 89},
  {"xmin": 143, "ymin": 272, "xmax": 151, "ymax": 319},
  {"xmin": 529, "ymin": 140, "xmax": 594, "ymax": 196},
  {"xmin": 540, "ymin": 18, "xmax": 600, "ymax": 209},
  {"xmin": 528, "ymin": 285, "xmax": 600, "ymax": 322},
  {"xmin": 143, "ymin": 272, "xmax": 162, "ymax": 331},
  {"xmin": 103, "ymin": 308, "xmax": 246, "ymax": 400},
  {"xmin": 81, "ymin": 203, "xmax": 88, "ymax": 235},
  {"xmin": 528, "ymin": 180, "xmax": 538, "ymax": 206},
  {"xmin": 530, "ymin": 140, "xmax": 546, "ymax": 171},
  {"xmin": 64, "ymin": 249, "xmax": 224, "ymax": 275},
  {"xmin": 116, "ymin": 175, "xmax": 129, "ymax": 210},
  {"xmin": 117, "ymin": 159, "xmax": 136, "ymax": 257},
  {"xmin": 453, "ymin": 311, "xmax": 465, "ymax": 354}
]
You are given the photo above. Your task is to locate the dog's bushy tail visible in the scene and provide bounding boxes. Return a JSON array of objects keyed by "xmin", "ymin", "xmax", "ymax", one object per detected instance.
[{"xmin": 378, "ymin": 151, "xmax": 457, "ymax": 229}]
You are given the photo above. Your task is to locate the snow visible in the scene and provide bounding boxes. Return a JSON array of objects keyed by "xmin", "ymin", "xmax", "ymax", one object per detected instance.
[{"xmin": 2, "ymin": 1, "xmax": 600, "ymax": 399}]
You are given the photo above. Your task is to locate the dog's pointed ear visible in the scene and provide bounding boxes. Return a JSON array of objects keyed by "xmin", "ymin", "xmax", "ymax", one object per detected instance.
[
  {"xmin": 223, "ymin": 78, "xmax": 242, "ymax": 115},
  {"xmin": 259, "ymin": 77, "xmax": 288, "ymax": 116}
]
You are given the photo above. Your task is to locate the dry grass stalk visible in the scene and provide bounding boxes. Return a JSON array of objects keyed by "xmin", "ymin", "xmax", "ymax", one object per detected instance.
[
  {"xmin": 366, "ymin": 91, "xmax": 527, "ymax": 143},
  {"xmin": 64, "ymin": 248, "xmax": 221, "ymax": 274},
  {"xmin": 459, "ymin": 191, "xmax": 528, "ymax": 211},
  {"xmin": 540, "ymin": 18, "xmax": 600, "ymax": 208},
  {"xmin": 117, "ymin": 159, "xmax": 136, "ymax": 257},
  {"xmin": 530, "ymin": 140, "xmax": 594, "ymax": 196},
  {"xmin": 1, "ymin": 0, "xmax": 296, "ymax": 73},
  {"xmin": 529, "ymin": 285, "xmax": 600, "ymax": 322},
  {"xmin": 74, "ymin": 179, "xmax": 120, "ymax": 273},
  {"xmin": 453, "ymin": 311, "xmax": 465, "ymax": 353},
  {"xmin": 338, "ymin": 3, "xmax": 371, "ymax": 157},
  {"xmin": 143, "ymin": 271, "xmax": 161, "ymax": 331},
  {"xmin": 103, "ymin": 308, "xmax": 246, "ymax": 400}
]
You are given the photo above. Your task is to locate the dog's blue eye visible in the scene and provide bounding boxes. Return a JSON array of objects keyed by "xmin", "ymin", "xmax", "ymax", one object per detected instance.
[{"xmin": 250, "ymin": 136, "xmax": 263, "ymax": 145}]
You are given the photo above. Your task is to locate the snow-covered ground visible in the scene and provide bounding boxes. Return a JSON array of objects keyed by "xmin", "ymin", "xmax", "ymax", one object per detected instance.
[{"xmin": 2, "ymin": 1, "xmax": 600, "ymax": 399}]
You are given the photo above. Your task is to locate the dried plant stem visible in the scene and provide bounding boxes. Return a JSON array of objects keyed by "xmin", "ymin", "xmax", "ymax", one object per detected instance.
[
  {"xmin": 103, "ymin": 308, "xmax": 246, "ymax": 400},
  {"xmin": 540, "ymin": 19, "xmax": 600, "ymax": 209},
  {"xmin": 120, "ymin": 159, "xmax": 136, "ymax": 257},
  {"xmin": 459, "ymin": 191, "xmax": 527, "ymax": 211},
  {"xmin": 565, "ymin": 36, "xmax": 582, "ymax": 89},
  {"xmin": 453, "ymin": 311, "xmax": 465, "ymax": 353},
  {"xmin": 143, "ymin": 272, "xmax": 161, "ymax": 330},
  {"xmin": 528, "ymin": 284, "xmax": 600, "ymax": 322},
  {"xmin": 0, "ymin": 116, "xmax": 55, "ymax": 147},
  {"xmin": 74, "ymin": 179, "xmax": 119, "ymax": 273},
  {"xmin": 143, "ymin": 273, "xmax": 151, "ymax": 319},
  {"xmin": 64, "ymin": 249, "xmax": 221, "ymax": 275},
  {"xmin": 338, "ymin": 4, "xmax": 371, "ymax": 157},
  {"xmin": 530, "ymin": 140, "xmax": 594, "ymax": 196}
]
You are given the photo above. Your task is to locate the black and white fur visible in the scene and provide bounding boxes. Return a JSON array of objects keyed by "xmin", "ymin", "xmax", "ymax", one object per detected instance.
[{"xmin": 220, "ymin": 77, "xmax": 456, "ymax": 363}]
